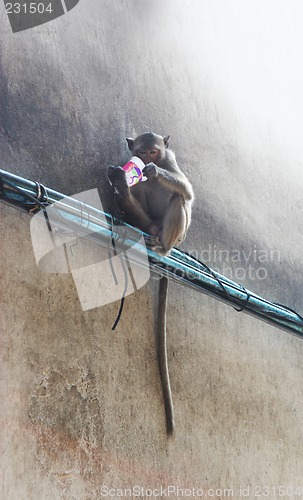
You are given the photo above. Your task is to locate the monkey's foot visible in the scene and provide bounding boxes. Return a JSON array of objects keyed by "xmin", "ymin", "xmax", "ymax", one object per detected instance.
[
  {"xmin": 145, "ymin": 235, "xmax": 170, "ymax": 256},
  {"xmin": 147, "ymin": 223, "xmax": 162, "ymax": 237},
  {"xmin": 106, "ymin": 166, "xmax": 129, "ymax": 196},
  {"xmin": 106, "ymin": 165, "xmax": 125, "ymax": 182}
]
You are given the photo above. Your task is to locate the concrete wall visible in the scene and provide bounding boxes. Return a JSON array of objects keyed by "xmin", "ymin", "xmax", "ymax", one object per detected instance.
[{"xmin": 1, "ymin": 1, "xmax": 303, "ymax": 498}]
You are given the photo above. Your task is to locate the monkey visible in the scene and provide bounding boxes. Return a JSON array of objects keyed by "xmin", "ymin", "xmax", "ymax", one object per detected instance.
[
  {"xmin": 107, "ymin": 132, "xmax": 193, "ymax": 255},
  {"xmin": 107, "ymin": 132, "xmax": 194, "ymax": 434}
]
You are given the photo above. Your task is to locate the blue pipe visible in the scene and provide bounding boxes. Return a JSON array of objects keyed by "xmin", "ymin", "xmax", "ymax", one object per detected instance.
[{"xmin": 1, "ymin": 168, "xmax": 303, "ymax": 339}]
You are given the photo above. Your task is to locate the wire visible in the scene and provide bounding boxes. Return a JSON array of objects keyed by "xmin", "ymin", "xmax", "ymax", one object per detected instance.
[
  {"xmin": 168, "ymin": 248, "xmax": 251, "ymax": 312},
  {"xmin": 0, "ymin": 177, "xmax": 49, "ymax": 210},
  {"xmin": 107, "ymin": 213, "xmax": 129, "ymax": 331}
]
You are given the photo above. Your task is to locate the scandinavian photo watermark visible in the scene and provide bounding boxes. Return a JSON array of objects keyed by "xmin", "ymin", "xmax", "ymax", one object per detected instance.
[
  {"xmin": 188, "ymin": 244, "xmax": 281, "ymax": 282},
  {"xmin": 30, "ymin": 189, "xmax": 150, "ymax": 311},
  {"xmin": 29, "ymin": 188, "xmax": 281, "ymax": 311}
]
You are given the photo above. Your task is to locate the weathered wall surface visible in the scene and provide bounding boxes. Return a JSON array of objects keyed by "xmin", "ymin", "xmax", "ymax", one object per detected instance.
[{"xmin": 1, "ymin": 1, "xmax": 303, "ymax": 498}]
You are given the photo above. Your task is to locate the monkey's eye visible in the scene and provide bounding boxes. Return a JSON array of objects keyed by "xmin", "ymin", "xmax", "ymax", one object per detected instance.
[
  {"xmin": 150, "ymin": 151, "xmax": 157, "ymax": 155},
  {"xmin": 140, "ymin": 151, "xmax": 147, "ymax": 155}
]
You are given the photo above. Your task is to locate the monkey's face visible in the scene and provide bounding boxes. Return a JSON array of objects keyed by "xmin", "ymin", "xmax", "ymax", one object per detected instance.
[
  {"xmin": 126, "ymin": 133, "xmax": 170, "ymax": 165},
  {"xmin": 135, "ymin": 145, "xmax": 161, "ymax": 165}
]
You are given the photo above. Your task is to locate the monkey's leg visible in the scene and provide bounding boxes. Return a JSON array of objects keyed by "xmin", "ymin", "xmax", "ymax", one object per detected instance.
[
  {"xmin": 118, "ymin": 194, "xmax": 154, "ymax": 232},
  {"xmin": 160, "ymin": 194, "xmax": 187, "ymax": 253},
  {"xmin": 157, "ymin": 276, "xmax": 175, "ymax": 434}
]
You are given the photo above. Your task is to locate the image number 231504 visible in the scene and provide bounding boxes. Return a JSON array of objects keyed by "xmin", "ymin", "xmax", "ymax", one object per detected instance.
[{"xmin": 5, "ymin": 2, "xmax": 53, "ymax": 13}]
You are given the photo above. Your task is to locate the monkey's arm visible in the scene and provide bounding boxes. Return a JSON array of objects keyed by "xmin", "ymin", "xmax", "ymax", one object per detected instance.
[{"xmin": 144, "ymin": 163, "xmax": 194, "ymax": 201}]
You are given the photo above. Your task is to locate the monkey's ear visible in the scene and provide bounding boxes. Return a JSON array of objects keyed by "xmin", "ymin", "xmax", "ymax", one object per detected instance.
[
  {"xmin": 163, "ymin": 135, "xmax": 171, "ymax": 148},
  {"xmin": 126, "ymin": 138, "xmax": 134, "ymax": 150}
]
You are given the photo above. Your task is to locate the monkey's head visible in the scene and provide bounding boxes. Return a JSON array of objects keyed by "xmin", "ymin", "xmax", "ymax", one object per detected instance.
[{"xmin": 126, "ymin": 132, "xmax": 170, "ymax": 165}]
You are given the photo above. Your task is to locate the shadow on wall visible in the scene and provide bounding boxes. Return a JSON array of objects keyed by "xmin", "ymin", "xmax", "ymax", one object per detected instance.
[{"xmin": 0, "ymin": 57, "xmax": 114, "ymax": 195}]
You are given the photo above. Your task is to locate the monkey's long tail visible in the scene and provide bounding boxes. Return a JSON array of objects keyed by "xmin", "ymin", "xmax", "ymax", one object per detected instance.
[{"xmin": 157, "ymin": 276, "xmax": 175, "ymax": 435}]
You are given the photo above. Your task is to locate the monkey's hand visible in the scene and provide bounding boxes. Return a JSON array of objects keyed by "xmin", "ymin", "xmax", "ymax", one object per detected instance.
[
  {"xmin": 143, "ymin": 163, "xmax": 158, "ymax": 179},
  {"xmin": 106, "ymin": 166, "xmax": 129, "ymax": 196}
]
